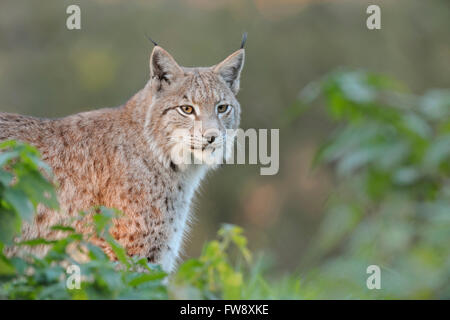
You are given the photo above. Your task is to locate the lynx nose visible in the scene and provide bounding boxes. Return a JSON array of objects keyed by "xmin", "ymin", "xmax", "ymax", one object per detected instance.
[
  {"xmin": 206, "ymin": 134, "xmax": 216, "ymax": 144},
  {"xmin": 203, "ymin": 127, "xmax": 220, "ymax": 145}
]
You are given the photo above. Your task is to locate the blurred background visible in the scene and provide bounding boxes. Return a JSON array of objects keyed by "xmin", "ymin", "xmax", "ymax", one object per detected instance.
[{"xmin": 1, "ymin": 0, "xmax": 449, "ymax": 298}]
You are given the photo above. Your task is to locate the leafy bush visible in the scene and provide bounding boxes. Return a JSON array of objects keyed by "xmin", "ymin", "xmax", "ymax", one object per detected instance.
[
  {"xmin": 297, "ymin": 69, "xmax": 450, "ymax": 299},
  {"xmin": 1, "ymin": 69, "xmax": 448, "ymax": 299},
  {"xmin": 0, "ymin": 143, "xmax": 289, "ymax": 299}
]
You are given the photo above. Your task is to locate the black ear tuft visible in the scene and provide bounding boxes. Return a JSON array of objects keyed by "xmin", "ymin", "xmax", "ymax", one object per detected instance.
[
  {"xmin": 147, "ymin": 35, "xmax": 158, "ymax": 47},
  {"xmin": 240, "ymin": 32, "xmax": 248, "ymax": 49}
]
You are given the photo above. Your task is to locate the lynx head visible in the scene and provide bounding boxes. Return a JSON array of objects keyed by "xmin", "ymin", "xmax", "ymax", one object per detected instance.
[{"xmin": 144, "ymin": 39, "xmax": 245, "ymax": 169}]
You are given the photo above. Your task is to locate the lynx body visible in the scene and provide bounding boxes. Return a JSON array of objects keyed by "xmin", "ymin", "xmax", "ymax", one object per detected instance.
[{"xmin": 0, "ymin": 43, "xmax": 245, "ymax": 272}]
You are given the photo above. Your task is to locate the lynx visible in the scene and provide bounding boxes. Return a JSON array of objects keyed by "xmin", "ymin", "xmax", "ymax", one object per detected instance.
[{"xmin": 0, "ymin": 38, "xmax": 245, "ymax": 272}]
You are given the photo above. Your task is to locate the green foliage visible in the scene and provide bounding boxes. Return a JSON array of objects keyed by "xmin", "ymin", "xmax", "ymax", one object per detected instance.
[
  {"xmin": 172, "ymin": 224, "xmax": 250, "ymax": 299},
  {"xmin": 298, "ymin": 69, "xmax": 450, "ymax": 299},
  {"xmin": 0, "ymin": 142, "xmax": 300, "ymax": 299},
  {"xmin": 1, "ymin": 68, "xmax": 448, "ymax": 299},
  {"xmin": 172, "ymin": 225, "xmax": 308, "ymax": 299},
  {"xmin": 0, "ymin": 141, "xmax": 58, "ymax": 246}
]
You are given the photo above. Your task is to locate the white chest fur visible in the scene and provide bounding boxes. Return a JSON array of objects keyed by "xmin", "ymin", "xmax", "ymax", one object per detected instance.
[{"xmin": 159, "ymin": 165, "xmax": 207, "ymax": 272}]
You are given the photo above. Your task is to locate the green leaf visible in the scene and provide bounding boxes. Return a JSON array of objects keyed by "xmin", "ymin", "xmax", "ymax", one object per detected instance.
[
  {"xmin": 15, "ymin": 170, "xmax": 58, "ymax": 209},
  {"xmin": 0, "ymin": 255, "xmax": 16, "ymax": 276},
  {"xmin": 50, "ymin": 225, "xmax": 76, "ymax": 232},
  {"xmin": 128, "ymin": 271, "xmax": 167, "ymax": 286},
  {"xmin": 106, "ymin": 235, "xmax": 130, "ymax": 268},
  {"xmin": 424, "ymin": 134, "xmax": 450, "ymax": 169},
  {"xmin": 0, "ymin": 207, "xmax": 20, "ymax": 244},
  {"xmin": 3, "ymin": 188, "xmax": 34, "ymax": 221},
  {"xmin": 17, "ymin": 238, "xmax": 57, "ymax": 246},
  {"xmin": 0, "ymin": 150, "xmax": 20, "ymax": 167},
  {"xmin": 0, "ymin": 170, "xmax": 14, "ymax": 186}
]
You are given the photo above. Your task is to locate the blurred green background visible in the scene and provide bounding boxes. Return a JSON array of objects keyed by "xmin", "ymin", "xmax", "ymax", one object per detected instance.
[{"xmin": 1, "ymin": 0, "xmax": 449, "ymax": 298}]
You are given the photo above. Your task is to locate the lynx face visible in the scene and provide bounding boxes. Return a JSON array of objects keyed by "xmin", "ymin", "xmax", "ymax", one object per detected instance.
[{"xmin": 145, "ymin": 46, "xmax": 245, "ymax": 168}]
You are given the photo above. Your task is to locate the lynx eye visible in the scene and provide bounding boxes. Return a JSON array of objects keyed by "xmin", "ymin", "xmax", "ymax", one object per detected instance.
[
  {"xmin": 179, "ymin": 105, "xmax": 194, "ymax": 115},
  {"xmin": 217, "ymin": 104, "xmax": 230, "ymax": 114}
]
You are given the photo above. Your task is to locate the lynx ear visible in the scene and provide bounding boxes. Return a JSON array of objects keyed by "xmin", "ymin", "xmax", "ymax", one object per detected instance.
[
  {"xmin": 150, "ymin": 46, "xmax": 183, "ymax": 90},
  {"xmin": 213, "ymin": 49, "xmax": 245, "ymax": 95}
]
